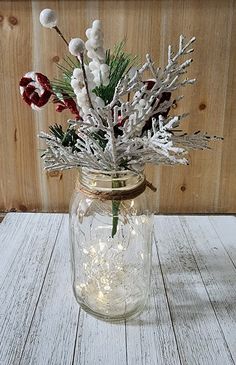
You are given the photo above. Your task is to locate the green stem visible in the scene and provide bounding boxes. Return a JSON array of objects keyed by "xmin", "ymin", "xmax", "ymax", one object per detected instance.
[
  {"xmin": 112, "ymin": 200, "xmax": 120, "ymax": 238},
  {"xmin": 111, "ymin": 176, "xmax": 122, "ymax": 238}
]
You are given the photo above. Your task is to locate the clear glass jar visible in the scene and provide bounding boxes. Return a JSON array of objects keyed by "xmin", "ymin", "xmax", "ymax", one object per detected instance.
[{"xmin": 69, "ymin": 168, "xmax": 153, "ymax": 322}]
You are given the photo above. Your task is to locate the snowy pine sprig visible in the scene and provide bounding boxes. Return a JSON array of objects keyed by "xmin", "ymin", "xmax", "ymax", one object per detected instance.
[{"xmin": 19, "ymin": 9, "xmax": 222, "ymax": 173}]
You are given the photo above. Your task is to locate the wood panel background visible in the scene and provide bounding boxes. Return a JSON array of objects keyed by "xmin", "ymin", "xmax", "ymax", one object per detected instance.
[{"xmin": 0, "ymin": 0, "xmax": 235, "ymax": 213}]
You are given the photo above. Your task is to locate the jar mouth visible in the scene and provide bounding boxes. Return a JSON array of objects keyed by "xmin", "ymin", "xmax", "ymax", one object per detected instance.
[
  {"xmin": 80, "ymin": 167, "xmax": 144, "ymax": 175},
  {"xmin": 78, "ymin": 167, "xmax": 145, "ymax": 193}
]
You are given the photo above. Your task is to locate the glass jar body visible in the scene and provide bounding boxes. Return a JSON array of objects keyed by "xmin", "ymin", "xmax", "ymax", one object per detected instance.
[{"xmin": 69, "ymin": 168, "xmax": 153, "ymax": 321}]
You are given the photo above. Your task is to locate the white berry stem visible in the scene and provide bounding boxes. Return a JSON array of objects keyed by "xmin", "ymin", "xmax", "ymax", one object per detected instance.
[
  {"xmin": 79, "ymin": 53, "xmax": 94, "ymax": 109},
  {"xmin": 53, "ymin": 25, "xmax": 69, "ymax": 46}
]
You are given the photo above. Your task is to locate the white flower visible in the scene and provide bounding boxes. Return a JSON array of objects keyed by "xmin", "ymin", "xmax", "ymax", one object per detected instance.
[
  {"xmin": 69, "ymin": 38, "xmax": 85, "ymax": 56},
  {"xmin": 39, "ymin": 9, "xmax": 57, "ymax": 29}
]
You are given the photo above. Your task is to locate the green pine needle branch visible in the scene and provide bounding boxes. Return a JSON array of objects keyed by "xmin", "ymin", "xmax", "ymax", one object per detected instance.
[{"xmin": 51, "ymin": 41, "xmax": 138, "ymax": 105}]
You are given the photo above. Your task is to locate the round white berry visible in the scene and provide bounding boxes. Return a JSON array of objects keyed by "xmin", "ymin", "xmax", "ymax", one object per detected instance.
[
  {"xmin": 95, "ymin": 47, "xmax": 105, "ymax": 60},
  {"xmin": 92, "ymin": 20, "xmax": 102, "ymax": 30},
  {"xmin": 100, "ymin": 64, "xmax": 109, "ymax": 74},
  {"xmin": 69, "ymin": 38, "xmax": 85, "ymax": 56},
  {"xmin": 85, "ymin": 40, "xmax": 92, "ymax": 50},
  {"xmin": 87, "ymin": 49, "xmax": 97, "ymax": 59},
  {"xmin": 89, "ymin": 60, "xmax": 100, "ymax": 71},
  {"xmin": 71, "ymin": 79, "xmax": 81, "ymax": 91},
  {"xmin": 90, "ymin": 29, "xmax": 102, "ymax": 41},
  {"xmin": 85, "ymin": 28, "xmax": 92, "ymax": 38},
  {"xmin": 39, "ymin": 9, "xmax": 57, "ymax": 29},
  {"xmin": 102, "ymin": 77, "xmax": 110, "ymax": 86},
  {"xmin": 72, "ymin": 68, "xmax": 83, "ymax": 80},
  {"xmin": 89, "ymin": 38, "xmax": 103, "ymax": 48}
]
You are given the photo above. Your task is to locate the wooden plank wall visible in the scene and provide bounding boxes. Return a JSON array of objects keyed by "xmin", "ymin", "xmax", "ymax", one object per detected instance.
[{"xmin": 0, "ymin": 0, "xmax": 235, "ymax": 213}]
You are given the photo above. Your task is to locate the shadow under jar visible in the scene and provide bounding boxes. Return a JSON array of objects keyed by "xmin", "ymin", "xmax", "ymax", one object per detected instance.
[{"xmin": 69, "ymin": 168, "xmax": 154, "ymax": 322}]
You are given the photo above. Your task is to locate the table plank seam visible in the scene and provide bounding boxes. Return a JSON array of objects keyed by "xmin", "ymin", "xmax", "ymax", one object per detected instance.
[
  {"xmin": 209, "ymin": 218, "xmax": 236, "ymax": 271},
  {"xmin": 73, "ymin": 311, "xmax": 86, "ymax": 365},
  {"xmin": 153, "ymin": 231, "xmax": 183, "ymax": 365},
  {"xmin": 179, "ymin": 217, "xmax": 236, "ymax": 365},
  {"xmin": 18, "ymin": 215, "xmax": 64, "ymax": 365},
  {"xmin": 72, "ymin": 308, "xmax": 81, "ymax": 365},
  {"xmin": 124, "ymin": 320, "xmax": 129, "ymax": 365},
  {"xmin": 0, "ymin": 215, "xmax": 34, "ymax": 291}
]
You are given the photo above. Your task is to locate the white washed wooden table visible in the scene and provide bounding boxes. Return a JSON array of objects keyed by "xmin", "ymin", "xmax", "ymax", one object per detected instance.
[{"xmin": 0, "ymin": 213, "xmax": 236, "ymax": 365}]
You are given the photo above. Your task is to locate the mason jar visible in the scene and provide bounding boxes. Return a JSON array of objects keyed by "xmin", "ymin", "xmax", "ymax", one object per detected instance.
[{"xmin": 69, "ymin": 167, "xmax": 154, "ymax": 321}]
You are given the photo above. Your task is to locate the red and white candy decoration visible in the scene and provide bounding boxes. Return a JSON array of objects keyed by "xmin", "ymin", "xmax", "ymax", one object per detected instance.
[{"xmin": 19, "ymin": 72, "xmax": 52, "ymax": 110}]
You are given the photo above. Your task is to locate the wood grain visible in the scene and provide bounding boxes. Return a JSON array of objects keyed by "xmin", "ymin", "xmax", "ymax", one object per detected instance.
[
  {"xmin": 180, "ymin": 216, "xmax": 236, "ymax": 362},
  {"xmin": 125, "ymin": 242, "xmax": 181, "ymax": 365},
  {"xmin": 1, "ymin": 213, "xmax": 236, "ymax": 364},
  {"xmin": 19, "ymin": 215, "xmax": 79, "ymax": 365},
  {"xmin": 0, "ymin": 0, "xmax": 235, "ymax": 213},
  {"xmin": 0, "ymin": 213, "xmax": 63, "ymax": 365},
  {"xmin": 74, "ymin": 310, "xmax": 127, "ymax": 365},
  {"xmin": 210, "ymin": 216, "xmax": 236, "ymax": 266},
  {"xmin": 154, "ymin": 216, "xmax": 234, "ymax": 365}
]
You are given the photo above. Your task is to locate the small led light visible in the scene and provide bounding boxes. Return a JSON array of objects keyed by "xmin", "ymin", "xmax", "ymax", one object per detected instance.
[
  {"xmin": 118, "ymin": 244, "xmax": 124, "ymax": 250},
  {"xmin": 131, "ymin": 229, "xmax": 136, "ymax": 235},
  {"xmin": 99, "ymin": 241, "xmax": 105, "ymax": 251},
  {"xmin": 90, "ymin": 246, "xmax": 96, "ymax": 255},
  {"xmin": 141, "ymin": 216, "xmax": 147, "ymax": 223},
  {"xmin": 98, "ymin": 291, "xmax": 104, "ymax": 299},
  {"xmin": 83, "ymin": 249, "xmax": 89, "ymax": 254},
  {"xmin": 104, "ymin": 285, "xmax": 111, "ymax": 291}
]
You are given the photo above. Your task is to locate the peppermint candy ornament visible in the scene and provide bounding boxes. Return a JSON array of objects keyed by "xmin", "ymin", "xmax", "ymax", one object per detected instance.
[{"xmin": 19, "ymin": 72, "xmax": 52, "ymax": 110}]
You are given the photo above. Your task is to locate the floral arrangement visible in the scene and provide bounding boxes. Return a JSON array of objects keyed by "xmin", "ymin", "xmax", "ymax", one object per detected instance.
[{"xmin": 19, "ymin": 8, "xmax": 221, "ymax": 174}]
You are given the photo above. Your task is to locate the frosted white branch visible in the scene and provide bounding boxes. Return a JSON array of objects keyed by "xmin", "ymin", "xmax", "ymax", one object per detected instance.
[{"xmin": 38, "ymin": 33, "xmax": 222, "ymax": 173}]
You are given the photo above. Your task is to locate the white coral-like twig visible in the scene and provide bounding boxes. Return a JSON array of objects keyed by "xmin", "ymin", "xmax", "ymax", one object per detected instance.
[{"xmin": 40, "ymin": 34, "xmax": 221, "ymax": 172}]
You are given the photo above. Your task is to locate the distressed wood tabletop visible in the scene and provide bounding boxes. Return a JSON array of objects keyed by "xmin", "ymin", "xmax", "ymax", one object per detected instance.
[{"xmin": 0, "ymin": 213, "xmax": 236, "ymax": 365}]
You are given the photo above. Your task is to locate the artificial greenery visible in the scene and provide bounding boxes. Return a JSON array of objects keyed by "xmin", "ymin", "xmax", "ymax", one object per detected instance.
[
  {"xmin": 94, "ymin": 41, "xmax": 138, "ymax": 104},
  {"xmin": 52, "ymin": 41, "xmax": 137, "ymax": 105},
  {"xmin": 49, "ymin": 123, "xmax": 79, "ymax": 152},
  {"xmin": 52, "ymin": 56, "xmax": 80, "ymax": 100},
  {"xmin": 49, "ymin": 44, "xmax": 137, "ymax": 238}
]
